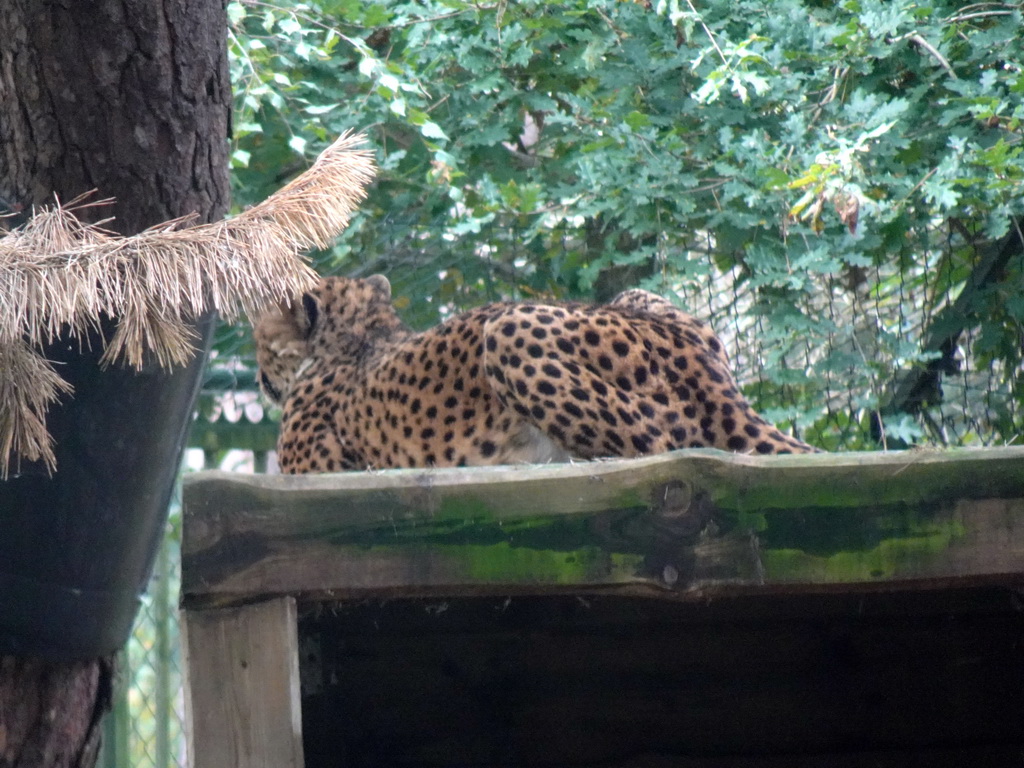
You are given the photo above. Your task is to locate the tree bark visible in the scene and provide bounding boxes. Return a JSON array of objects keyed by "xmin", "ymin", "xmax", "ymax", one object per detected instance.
[
  {"xmin": 0, "ymin": 1, "xmax": 230, "ymax": 766},
  {"xmin": 0, "ymin": 0, "xmax": 230, "ymax": 232}
]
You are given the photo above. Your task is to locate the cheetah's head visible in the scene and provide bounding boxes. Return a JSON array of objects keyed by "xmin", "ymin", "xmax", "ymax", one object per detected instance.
[{"xmin": 253, "ymin": 274, "xmax": 402, "ymax": 406}]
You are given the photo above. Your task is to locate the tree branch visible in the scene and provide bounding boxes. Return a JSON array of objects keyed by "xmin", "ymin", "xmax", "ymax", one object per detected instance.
[{"xmin": 875, "ymin": 217, "xmax": 1024, "ymax": 441}]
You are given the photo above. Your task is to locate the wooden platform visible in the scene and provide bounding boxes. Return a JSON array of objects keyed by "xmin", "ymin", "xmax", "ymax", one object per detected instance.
[{"xmin": 180, "ymin": 447, "xmax": 1024, "ymax": 767}]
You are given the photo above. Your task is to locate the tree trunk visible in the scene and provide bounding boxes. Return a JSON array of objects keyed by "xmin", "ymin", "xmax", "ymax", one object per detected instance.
[{"xmin": 0, "ymin": 1, "xmax": 230, "ymax": 766}]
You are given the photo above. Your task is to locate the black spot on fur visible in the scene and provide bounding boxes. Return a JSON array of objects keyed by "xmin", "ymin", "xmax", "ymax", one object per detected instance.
[{"xmin": 727, "ymin": 436, "xmax": 747, "ymax": 451}]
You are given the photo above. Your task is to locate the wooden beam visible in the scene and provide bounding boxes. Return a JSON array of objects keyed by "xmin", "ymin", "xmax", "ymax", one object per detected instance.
[
  {"xmin": 181, "ymin": 447, "xmax": 1024, "ymax": 608},
  {"xmin": 182, "ymin": 597, "xmax": 304, "ymax": 768}
]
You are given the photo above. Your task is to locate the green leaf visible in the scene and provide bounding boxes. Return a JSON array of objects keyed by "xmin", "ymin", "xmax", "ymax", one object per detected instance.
[
  {"xmin": 226, "ymin": 2, "xmax": 245, "ymax": 25},
  {"xmin": 419, "ymin": 120, "xmax": 448, "ymax": 140},
  {"xmin": 624, "ymin": 111, "xmax": 650, "ymax": 131},
  {"xmin": 378, "ymin": 73, "xmax": 400, "ymax": 93},
  {"xmin": 358, "ymin": 56, "xmax": 377, "ymax": 77}
]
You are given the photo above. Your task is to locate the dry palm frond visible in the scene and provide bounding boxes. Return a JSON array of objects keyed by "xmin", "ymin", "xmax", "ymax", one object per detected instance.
[
  {"xmin": 0, "ymin": 131, "xmax": 376, "ymax": 476},
  {"xmin": 0, "ymin": 342, "xmax": 74, "ymax": 472}
]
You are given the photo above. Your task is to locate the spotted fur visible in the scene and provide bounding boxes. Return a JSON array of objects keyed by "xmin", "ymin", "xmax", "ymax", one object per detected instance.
[{"xmin": 254, "ymin": 276, "xmax": 816, "ymax": 473}]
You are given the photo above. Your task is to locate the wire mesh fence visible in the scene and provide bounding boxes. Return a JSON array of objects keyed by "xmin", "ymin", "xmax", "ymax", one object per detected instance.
[
  {"xmin": 101, "ymin": 493, "xmax": 185, "ymax": 768},
  {"xmin": 100, "ymin": 449, "xmax": 266, "ymax": 768}
]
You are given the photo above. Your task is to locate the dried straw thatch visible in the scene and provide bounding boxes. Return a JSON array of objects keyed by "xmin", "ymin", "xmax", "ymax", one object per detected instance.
[{"xmin": 0, "ymin": 131, "xmax": 375, "ymax": 476}]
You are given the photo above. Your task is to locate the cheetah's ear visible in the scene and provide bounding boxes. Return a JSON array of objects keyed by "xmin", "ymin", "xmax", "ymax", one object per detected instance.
[
  {"xmin": 366, "ymin": 274, "xmax": 392, "ymax": 300},
  {"xmin": 300, "ymin": 292, "xmax": 320, "ymax": 337}
]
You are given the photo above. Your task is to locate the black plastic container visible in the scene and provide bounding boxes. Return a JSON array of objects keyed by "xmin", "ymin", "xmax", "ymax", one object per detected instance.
[{"xmin": 0, "ymin": 318, "xmax": 213, "ymax": 660}]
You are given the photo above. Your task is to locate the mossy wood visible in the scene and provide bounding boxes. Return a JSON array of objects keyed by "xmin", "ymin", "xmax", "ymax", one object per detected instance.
[{"xmin": 181, "ymin": 446, "xmax": 1024, "ymax": 608}]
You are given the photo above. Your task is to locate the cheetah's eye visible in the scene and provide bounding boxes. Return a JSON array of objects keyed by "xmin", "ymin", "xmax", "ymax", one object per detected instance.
[
  {"xmin": 259, "ymin": 370, "xmax": 283, "ymax": 404},
  {"xmin": 301, "ymin": 293, "xmax": 320, "ymax": 338}
]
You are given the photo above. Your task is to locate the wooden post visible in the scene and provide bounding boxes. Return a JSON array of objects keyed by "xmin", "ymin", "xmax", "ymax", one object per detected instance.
[{"xmin": 182, "ymin": 597, "xmax": 304, "ymax": 768}]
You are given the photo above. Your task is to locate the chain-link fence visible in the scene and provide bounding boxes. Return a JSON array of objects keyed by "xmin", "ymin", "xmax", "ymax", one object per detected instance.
[
  {"xmin": 100, "ymin": 445, "xmax": 268, "ymax": 768},
  {"xmin": 100, "ymin": 493, "xmax": 185, "ymax": 768}
]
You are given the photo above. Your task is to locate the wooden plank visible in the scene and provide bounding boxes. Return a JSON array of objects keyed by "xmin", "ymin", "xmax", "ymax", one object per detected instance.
[
  {"xmin": 182, "ymin": 597, "xmax": 304, "ymax": 768},
  {"xmin": 181, "ymin": 447, "xmax": 1024, "ymax": 606}
]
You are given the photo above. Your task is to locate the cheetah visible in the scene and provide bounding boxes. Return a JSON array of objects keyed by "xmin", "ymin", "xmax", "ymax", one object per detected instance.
[{"xmin": 254, "ymin": 275, "xmax": 816, "ymax": 473}]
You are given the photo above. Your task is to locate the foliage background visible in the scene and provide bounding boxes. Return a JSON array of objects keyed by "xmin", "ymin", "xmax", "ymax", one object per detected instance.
[
  {"xmin": 113, "ymin": 4, "xmax": 1024, "ymax": 766},
  {"xmin": 212, "ymin": 0, "xmax": 1024, "ymax": 452}
]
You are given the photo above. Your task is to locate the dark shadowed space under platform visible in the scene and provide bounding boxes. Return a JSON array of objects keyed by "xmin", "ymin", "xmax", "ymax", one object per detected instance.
[{"xmin": 298, "ymin": 588, "xmax": 1024, "ymax": 768}]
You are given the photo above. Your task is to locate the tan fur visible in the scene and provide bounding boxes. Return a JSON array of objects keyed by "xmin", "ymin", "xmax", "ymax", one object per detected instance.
[{"xmin": 254, "ymin": 276, "xmax": 816, "ymax": 473}]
